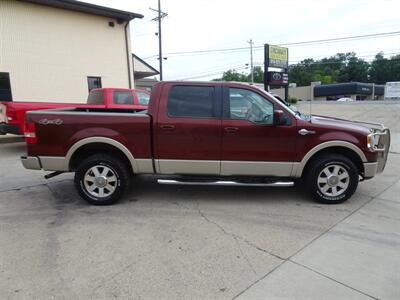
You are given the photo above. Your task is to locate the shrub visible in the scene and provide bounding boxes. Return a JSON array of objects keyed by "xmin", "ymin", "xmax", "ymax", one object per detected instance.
[{"xmin": 288, "ymin": 96, "xmax": 298, "ymax": 104}]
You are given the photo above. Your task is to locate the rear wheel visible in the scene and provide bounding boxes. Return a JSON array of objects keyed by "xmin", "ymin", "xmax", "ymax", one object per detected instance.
[
  {"xmin": 74, "ymin": 154, "xmax": 130, "ymax": 205},
  {"xmin": 305, "ymin": 154, "xmax": 358, "ymax": 204}
]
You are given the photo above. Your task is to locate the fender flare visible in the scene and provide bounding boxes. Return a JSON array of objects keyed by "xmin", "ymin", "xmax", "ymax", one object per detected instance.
[
  {"xmin": 293, "ymin": 141, "xmax": 367, "ymax": 177},
  {"xmin": 66, "ymin": 137, "xmax": 139, "ymax": 173}
]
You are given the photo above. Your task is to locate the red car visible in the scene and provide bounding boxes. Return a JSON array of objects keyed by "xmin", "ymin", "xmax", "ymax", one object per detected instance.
[
  {"xmin": 21, "ymin": 81, "xmax": 390, "ymax": 205},
  {"xmin": 0, "ymin": 88, "xmax": 149, "ymax": 135}
]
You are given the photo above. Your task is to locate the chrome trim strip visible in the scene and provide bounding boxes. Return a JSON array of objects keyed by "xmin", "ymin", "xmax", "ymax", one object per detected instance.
[
  {"xmin": 158, "ymin": 179, "xmax": 294, "ymax": 187},
  {"xmin": 363, "ymin": 162, "xmax": 378, "ymax": 178},
  {"xmin": 295, "ymin": 141, "xmax": 368, "ymax": 177}
]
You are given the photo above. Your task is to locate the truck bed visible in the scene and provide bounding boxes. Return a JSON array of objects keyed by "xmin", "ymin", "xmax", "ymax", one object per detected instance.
[{"xmin": 26, "ymin": 108, "xmax": 152, "ymax": 159}]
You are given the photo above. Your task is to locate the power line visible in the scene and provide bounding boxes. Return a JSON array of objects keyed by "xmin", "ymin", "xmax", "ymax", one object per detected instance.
[
  {"xmin": 143, "ymin": 30, "xmax": 400, "ymax": 59},
  {"xmin": 175, "ymin": 53, "xmax": 400, "ymax": 81}
]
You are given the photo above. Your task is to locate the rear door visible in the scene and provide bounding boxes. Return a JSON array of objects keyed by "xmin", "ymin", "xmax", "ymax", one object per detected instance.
[{"xmin": 155, "ymin": 84, "xmax": 222, "ymax": 175}]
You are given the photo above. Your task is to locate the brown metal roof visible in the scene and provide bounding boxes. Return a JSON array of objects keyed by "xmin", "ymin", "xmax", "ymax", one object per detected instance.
[{"xmin": 19, "ymin": 0, "xmax": 143, "ymax": 21}]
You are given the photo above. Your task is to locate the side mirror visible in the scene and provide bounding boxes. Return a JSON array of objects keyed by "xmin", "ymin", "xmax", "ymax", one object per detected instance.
[{"xmin": 273, "ymin": 110, "xmax": 286, "ymax": 126}]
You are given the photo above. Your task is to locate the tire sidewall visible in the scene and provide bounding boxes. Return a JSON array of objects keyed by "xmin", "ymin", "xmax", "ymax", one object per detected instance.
[
  {"xmin": 309, "ymin": 157, "xmax": 358, "ymax": 204},
  {"xmin": 75, "ymin": 156, "xmax": 128, "ymax": 205}
]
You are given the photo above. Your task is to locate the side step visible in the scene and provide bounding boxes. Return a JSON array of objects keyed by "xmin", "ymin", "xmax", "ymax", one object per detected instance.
[{"xmin": 157, "ymin": 179, "xmax": 294, "ymax": 187}]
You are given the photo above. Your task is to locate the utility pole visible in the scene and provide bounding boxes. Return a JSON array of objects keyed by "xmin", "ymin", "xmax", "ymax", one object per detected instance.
[
  {"xmin": 150, "ymin": 1, "xmax": 168, "ymax": 81},
  {"xmin": 247, "ymin": 39, "xmax": 254, "ymax": 83}
]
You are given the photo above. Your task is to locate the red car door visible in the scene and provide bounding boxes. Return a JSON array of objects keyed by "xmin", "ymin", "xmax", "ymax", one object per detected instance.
[
  {"xmin": 154, "ymin": 84, "xmax": 222, "ymax": 175},
  {"xmin": 221, "ymin": 86, "xmax": 298, "ymax": 176}
]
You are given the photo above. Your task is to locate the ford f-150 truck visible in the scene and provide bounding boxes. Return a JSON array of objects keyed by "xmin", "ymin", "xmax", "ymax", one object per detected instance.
[
  {"xmin": 0, "ymin": 88, "xmax": 150, "ymax": 135},
  {"xmin": 21, "ymin": 81, "xmax": 390, "ymax": 205}
]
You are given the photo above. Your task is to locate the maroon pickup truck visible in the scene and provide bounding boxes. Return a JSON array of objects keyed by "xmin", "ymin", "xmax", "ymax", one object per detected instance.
[
  {"xmin": 0, "ymin": 88, "xmax": 150, "ymax": 135},
  {"xmin": 21, "ymin": 81, "xmax": 390, "ymax": 205}
]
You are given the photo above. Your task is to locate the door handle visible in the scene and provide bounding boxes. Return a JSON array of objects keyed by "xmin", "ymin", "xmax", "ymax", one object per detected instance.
[
  {"xmin": 160, "ymin": 125, "xmax": 175, "ymax": 131},
  {"xmin": 298, "ymin": 128, "xmax": 316, "ymax": 136},
  {"xmin": 224, "ymin": 127, "xmax": 239, "ymax": 133}
]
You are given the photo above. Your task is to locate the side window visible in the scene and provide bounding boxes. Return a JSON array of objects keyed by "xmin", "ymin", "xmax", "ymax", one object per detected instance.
[
  {"xmin": 229, "ymin": 88, "xmax": 273, "ymax": 124},
  {"xmin": 137, "ymin": 91, "xmax": 150, "ymax": 105},
  {"xmin": 113, "ymin": 91, "xmax": 133, "ymax": 105},
  {"xmin": 0, "ymin": 72, "xmax": 12, "ymax": 101},
  {"xmin": 167, "ymin": 86, "xmax": 215, "ymax": 118},
  {"xmin": 87, "ymin": 89, "xmax": 104, "ymax": 104},
  {"xmin": 87, "ymin": 76, "xmax": 102, "ymax": 92}
]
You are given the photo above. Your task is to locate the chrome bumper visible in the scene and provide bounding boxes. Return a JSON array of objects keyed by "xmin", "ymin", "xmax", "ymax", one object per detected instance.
[
  {"xmin": 21, "ymin": 156, "xmax": 41, "ymax": 170},
  {"xmin": 369, "ymin": 128, "xmax": 391, "ymax": 174},
  {"xmin": 21, "ymin": 155, "xmax": 68, "ymax": 171}
]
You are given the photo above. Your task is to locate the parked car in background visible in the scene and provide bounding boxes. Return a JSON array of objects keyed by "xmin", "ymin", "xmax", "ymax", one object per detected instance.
[
  {"xmin": 0, "ymin": 88, "xmax": 149, "ymax": 135},
  {"xmin": 21, "ymin": 81, "xmax": 390, "ymax": 205},
  {"xmin": 336, "ymin": 97, "xmax": 354, "ymax": 102}
]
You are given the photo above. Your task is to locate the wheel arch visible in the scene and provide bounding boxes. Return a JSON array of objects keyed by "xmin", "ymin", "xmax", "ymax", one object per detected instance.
[
  {"xmin": 295, "ymin": 141, "xmax": 367, "ymax": 178},
  {"xmin": 67, "ymin": 137, "xmax": 138, "ymax": 173}
]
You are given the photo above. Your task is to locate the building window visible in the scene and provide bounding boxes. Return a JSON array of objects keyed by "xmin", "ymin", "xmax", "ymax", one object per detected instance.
[
  {"xmin": 87, "ymin": 76, "xmax": 102, "ymax": 92},
  {"xmin": 113, "ymin": 91, "xmax": 133, "ymax": 105},
  {"xmin": 167, "ymin": 86, "xmax": 215, "ymax": 118},
  {"xmin": 0, "ymin": 72, "xmax": 12, "ymax": 101}
]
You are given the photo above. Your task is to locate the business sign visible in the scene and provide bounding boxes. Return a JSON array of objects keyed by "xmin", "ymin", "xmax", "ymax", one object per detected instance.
[
  {"xmin": 385, "ymin": 82, "xmax": 400, "ymax": 99},
  {"xmin": 267, "ymin": 45, "xmax": 288, "ymax": 68},
  {"xmin": 268, "ymin": 71, "xmax": 288, "ymax": 85}
]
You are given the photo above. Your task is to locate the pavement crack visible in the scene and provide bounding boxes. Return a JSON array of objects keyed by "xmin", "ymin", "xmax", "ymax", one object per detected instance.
[
  {"xmin": 289, "ymin": 260, "xmax": 379, "ymax": 299},
  {"xmin": 195, "ymin": 200, "xmax": 284, "ymax": 276}
]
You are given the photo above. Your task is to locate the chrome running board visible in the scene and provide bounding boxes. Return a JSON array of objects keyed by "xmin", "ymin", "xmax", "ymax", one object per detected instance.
[{"xmin": 157, "ymin": 179, "xmax": 294, "ymax": 187}]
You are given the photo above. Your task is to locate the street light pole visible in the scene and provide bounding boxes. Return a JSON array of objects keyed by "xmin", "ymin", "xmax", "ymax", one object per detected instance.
[{"xmin": 247, "ymin": 39, "xmax": 254, "ymax": 83}]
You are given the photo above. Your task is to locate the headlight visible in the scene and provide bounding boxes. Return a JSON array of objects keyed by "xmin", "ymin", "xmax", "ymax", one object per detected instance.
[{"xmin": 367, "ymin": 133, "xmax": 379, "ymax": 149}]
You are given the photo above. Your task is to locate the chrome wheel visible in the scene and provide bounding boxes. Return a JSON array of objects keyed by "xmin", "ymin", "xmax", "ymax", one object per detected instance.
[
  {"xmin": 83, "ymin": 165, "xmax": 117, "ymax": 198},
  {"xmin": 317, "ymin": 164, "xmax": 349, "ymax": 197}
]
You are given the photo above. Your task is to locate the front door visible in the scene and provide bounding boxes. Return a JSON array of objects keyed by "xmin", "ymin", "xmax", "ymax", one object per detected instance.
[
  {"xmin": 221, "ymin": 87, "xmax": 297, "ymax": 176},
  {"xmin": 155, "ymin": 84, "xmax": 222, "ymax": 175}
]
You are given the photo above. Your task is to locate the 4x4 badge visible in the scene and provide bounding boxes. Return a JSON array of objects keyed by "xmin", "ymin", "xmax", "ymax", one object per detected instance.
[{"xmin": 38, "ymin": 118, "xmax": 63, "ymax": 125}]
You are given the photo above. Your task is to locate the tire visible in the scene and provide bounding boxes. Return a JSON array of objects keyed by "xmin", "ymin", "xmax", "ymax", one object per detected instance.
[
  {"xmin": 305, "ymin": 154, "xmax": 358, "ymax": 204},
  {"xmin": 74, "ymin": 154, "xmax": 130, "ymax": 205}
]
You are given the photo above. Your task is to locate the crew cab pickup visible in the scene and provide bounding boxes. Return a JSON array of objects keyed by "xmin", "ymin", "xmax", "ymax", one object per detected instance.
[
  {"xmin": 21, "ymin": 81, "xmax": 390, "ymax": 205},
  {"xmin": 0, "ymin": 88, "xmax": 149, "ymax": 135}
]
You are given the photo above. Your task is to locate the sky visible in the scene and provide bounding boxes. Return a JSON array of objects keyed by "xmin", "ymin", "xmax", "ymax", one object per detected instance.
[{"xmin": 84, "ymin": 0, "xmax": 400, "ymax": 81}]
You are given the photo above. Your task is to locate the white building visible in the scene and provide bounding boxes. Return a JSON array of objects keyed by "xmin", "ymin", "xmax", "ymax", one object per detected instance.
[{"xmin": 0, "ymin": 0, "xmax": 143, "ymax": 102}]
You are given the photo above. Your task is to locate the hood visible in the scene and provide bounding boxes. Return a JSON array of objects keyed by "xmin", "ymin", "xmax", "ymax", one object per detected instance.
[{"xmin": 310, "ymin": 115, "xmax": 372, "ymax": 135}]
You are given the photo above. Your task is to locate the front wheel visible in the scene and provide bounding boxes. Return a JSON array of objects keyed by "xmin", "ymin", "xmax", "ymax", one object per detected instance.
[
  {"xmin": 74, "ymin": 154, "xmax": 130, "ymax": 205},
  {"xmin": 305, "ymin": 154, "xmax": 359, "ymax": 204}
]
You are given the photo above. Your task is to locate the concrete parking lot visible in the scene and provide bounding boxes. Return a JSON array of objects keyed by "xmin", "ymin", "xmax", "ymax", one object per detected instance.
[{"xmin": 0, "ymin": 102, "xmax": 399, "ymax": 299}]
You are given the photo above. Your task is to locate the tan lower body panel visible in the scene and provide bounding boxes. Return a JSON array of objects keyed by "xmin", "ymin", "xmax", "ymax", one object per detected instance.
[{"xmin": 156, "ymin": 159, "xmax": 298, "ymax": 177}]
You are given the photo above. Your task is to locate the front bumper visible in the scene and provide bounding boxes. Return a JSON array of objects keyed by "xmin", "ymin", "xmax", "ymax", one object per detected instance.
[{"xmin": 0, "ymin": 123, "xmax": 21, "ymax": 135}]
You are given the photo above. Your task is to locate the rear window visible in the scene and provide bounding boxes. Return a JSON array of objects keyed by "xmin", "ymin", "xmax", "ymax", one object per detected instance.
[
  {"xmin": 87, "ymin": 90, "xmax": 104, "ymax": 105},
  {"xmin": 113, "ymin": 91, "xmax": 133, "ymax": 105},
  {"xmin": 167, "ymin": 86, "xmax": 215, "ymax": 118},
  {"xmin": 137, "ymin": 91, "xmax": 150, "ymax": 105}
]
